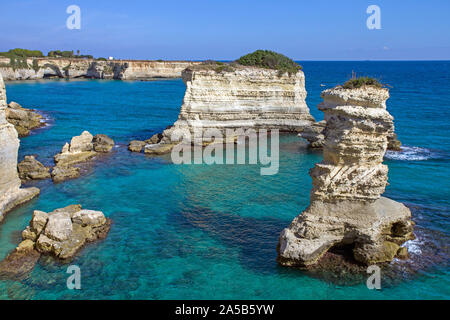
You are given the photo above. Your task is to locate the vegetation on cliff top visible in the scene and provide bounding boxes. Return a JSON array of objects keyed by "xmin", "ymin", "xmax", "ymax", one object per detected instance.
[
  {"xmin": 342, "ymin": 73, "xmax": 383, "ymax": 89},
  {"xmin": 236, "ymin": 50, "xmax": 302, "ymax": 74},
  {"xmin": 191, "ymin": 50, "xmax": 302, "ymax": 75},
  {"xmin": 0, "ymin": 49, "xmax": 44, "ymax": 70}
]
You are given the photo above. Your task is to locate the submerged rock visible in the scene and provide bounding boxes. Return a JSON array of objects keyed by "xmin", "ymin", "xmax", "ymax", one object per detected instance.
[
  {"xmin": 0, "ymin": 241, "xmax": 41, "ymax": 280},
  {"xmin": 18, "ymin": 155, "xmax": 51, "ymax": 181},
  {"xmin": 0, "ymin": 74, "xmax": 40, "ymax": 222},
  {"xmin": 5, "ymin": 101, "xmax": 44, "ymax": 137},
  {"xmin": 54, "ymin": 131, "xmax": 96, "ymax": 167},
  {"xmin": 278, "ymin": 85, "xmax": 414, "ymax": 268},
  {"xmin": 298, "ymin": 120, "xmax": 326, "ymax": 148}
]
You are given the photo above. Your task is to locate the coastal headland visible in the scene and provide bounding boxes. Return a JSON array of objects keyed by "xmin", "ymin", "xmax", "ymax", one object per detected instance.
[{"xmin": 0, "ymin": 56, "xmax": 201, "ymax": 81}]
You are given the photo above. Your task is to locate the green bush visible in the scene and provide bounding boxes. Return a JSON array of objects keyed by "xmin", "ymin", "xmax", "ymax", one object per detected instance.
[
  {"xmin": 0, "ymin": 48, "xmax": 44, "ymax": 70},
  {"xmin": 97, "ymin": 57, "xmax": 107, "ymax": 61},
  {"xmin": 342, "ymin": 75, "xmax": 383, "ymax": 89},
  {"xmin": 235, "ymin": 50, "xmax": 302, "ymax": 75},
  {"xmin": 0, "ymin": 48, "xmax": 44, "ymax": 58}
]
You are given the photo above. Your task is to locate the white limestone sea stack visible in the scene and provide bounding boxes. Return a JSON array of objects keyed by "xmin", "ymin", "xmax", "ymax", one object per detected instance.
[
  {"xmin": 277, "ymin": 85, "xmax": 415, "ymax": 267},
  {"xmin": 140, "ymin": 61, "xmax": 315, "ymax": 154},
  {"xmin": 0, "ymin": 74, "xmax": 39, "ymax": 222}
]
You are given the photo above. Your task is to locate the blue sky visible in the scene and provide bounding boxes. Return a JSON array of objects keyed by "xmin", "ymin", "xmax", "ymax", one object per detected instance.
[{"xmin": 1, "ymin": 0, "xmax": 449, "ymax": 60}]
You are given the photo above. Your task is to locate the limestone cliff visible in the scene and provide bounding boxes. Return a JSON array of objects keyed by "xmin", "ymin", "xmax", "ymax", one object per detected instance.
[
  {"xmin": 143, "ymin": 65, "xmax": 315, "ymax": 153},
  {"xmin": 0, "ymin": 74, "xmax": 39, "ymax": 221},
  {"xmin": 277, "ymin": 86, "xmax": 414, "ymax": 267},
  {"xmin": 0, "ymin": 57, "xmax": 200, "ymax": 80}
]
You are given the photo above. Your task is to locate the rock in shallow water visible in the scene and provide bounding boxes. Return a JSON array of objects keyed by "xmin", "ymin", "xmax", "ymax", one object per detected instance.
[
  {"xmin": 18, "ymin": 155, "xmax": 51, "ymax": 181},
  {"xmin": 0, "ymin": 204, "xmax": 111, "ymax": 279},
  {"xmin": 52, "ymin": 131, "xmax": 114, "ymax": 182},
  {"xmin": 5, "ymin": 101, "xmax": 44, "ymax": 137},
  {"xmin": 0, "ymin": 73, "xmax": 40, "ymax": 222},
  {"xmin": 128, "ymin": 140, "xmax": 146, "ymax": 153}
]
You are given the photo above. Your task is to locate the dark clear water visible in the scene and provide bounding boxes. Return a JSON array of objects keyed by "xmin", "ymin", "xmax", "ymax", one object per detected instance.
[{"xmin": 0, "ymin": 61, "xmax": 449, "ymax": 299}]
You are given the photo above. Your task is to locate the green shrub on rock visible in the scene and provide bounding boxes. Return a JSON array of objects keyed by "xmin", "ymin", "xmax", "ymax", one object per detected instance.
[{"xmin": 236, "ymin": 50, "xmax": 302, "ymax": 75}]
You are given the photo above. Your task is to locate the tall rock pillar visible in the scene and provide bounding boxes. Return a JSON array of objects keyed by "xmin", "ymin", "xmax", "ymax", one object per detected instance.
[{"xmin": 277, "ymin": 86, "xmax": 414, "ymax": 267}]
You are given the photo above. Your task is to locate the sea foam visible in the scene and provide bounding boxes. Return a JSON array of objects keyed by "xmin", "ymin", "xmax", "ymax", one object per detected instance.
[{"xmin": 385, "ymin": 146, "xmax": 443, "ymax": 161}]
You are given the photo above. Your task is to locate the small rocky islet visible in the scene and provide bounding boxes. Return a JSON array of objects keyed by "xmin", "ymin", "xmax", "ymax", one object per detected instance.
[
  {"xmin": 0, "ymin": 205, "xmax": 110, "ymax": 279},
  {"xmin": 0, "ymin": 50, "xmax": 418, "ymax": 282}
]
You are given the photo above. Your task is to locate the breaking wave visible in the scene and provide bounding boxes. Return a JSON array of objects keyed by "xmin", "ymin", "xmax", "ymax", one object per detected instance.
[{"xmin": 385, "ymin": 146, "xmax": 445, "ymax": 161}]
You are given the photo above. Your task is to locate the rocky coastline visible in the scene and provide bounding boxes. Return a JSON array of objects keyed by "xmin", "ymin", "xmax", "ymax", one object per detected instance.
[
  {"xmin": 52, "ymin": 131, "xmax": 115, "ymax": 183},
  {"xmin": 5, "ymin": 101, "xmax": 46, "ymax": 137}
]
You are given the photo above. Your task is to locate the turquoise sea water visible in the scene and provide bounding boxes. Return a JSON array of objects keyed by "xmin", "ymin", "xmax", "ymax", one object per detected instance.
[{"xmin": 0, "ymin": 61, "xmax": 449, "ymax": 299}]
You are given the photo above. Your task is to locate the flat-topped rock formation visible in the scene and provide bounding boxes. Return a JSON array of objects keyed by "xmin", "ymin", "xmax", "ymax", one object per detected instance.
[
  {"xmin": 278, "ymin": 85, "xmax": 415, "ymax": 267},
  {"xmin": 0, "ymin": 205, "xmax": 110, "ymax": 279},
  {"xmin": 0, "ymin": 74, "xmax": 39, "ymax": 222},
  {"xmin": 52, "ymin": 131, "xmax": 114, "ymax": 183},
  {"xmin": 0, "ymin": 57, "xmax": 200, "ymax": 80},
  {"xmin": 132, "ymin": 61, "xmax": 315, "ymax": 154},
  {"xmin": 6, "ymin": 101, "xmax": 45, "ymax": 137}
]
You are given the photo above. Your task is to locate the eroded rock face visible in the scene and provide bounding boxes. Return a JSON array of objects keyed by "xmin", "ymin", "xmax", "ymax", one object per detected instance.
[
  {"xmin": 0, "ymin": 57, "xmax": 201, "ymax": 80},
  {"xmin": 300, "ymin": 121, "xmax": 402, "ymax": 151},
  {"xmin": 93, "ymin": 134, "xmax": 114, "ymax": 152},
  {"xmin": 142, "ymin": 66, "xmax": 315, "ymax": 154},
  {"xmin": 277, "ymin": 86, "xmax": 414, "ymax": 267},
  {"xmin": 1, "ymin": 204, "xmax": 110, "ymax": 279},
  {"xmin": 52, "ymin": 131, "xmax": 114, "ymax": 182},
  {"xmin": 0, "ymin": 74, "xmax": 39, "ymax": 222},
  {"xmin": 298, "ymin": 120, "xmax": 327, "ymax": 148},
  {"xmin": 18, "ymin": 155, "xmax": 51, "ymax": 181},
  {"xmin": 5, "ymin": 101, "xmax": 44, "ymax": 137}
]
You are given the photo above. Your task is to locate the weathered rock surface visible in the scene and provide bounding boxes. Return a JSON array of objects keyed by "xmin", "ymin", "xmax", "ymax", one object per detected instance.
[
  {"xmin": 278, "ymin": 86, "xmax": 414, "ymax": 267},
  {"xmin": 52, "ymin": 131, "xmax": 114, "ymax": 182},
  {"xmin": 1, "ymin": 205, "xmax": 110, "ymax": 278},
  {"xmin": 0, "ymin": 57, "xmax": 200, "ymax": 80},
  {"xmin": 24, "ymin": 205, "xmax": 110, "ymax": 259},
  {"xmin": 300, "ymin": 120, "xmax": 402, "ymax": 151},
  {"xmin": 93, "ymin": 134, "xmax": 114, "ymax": 152},
  {"xmin": 0, "ymin": 74, "xmax": 39, "ymax": 222},
  {"xmin": 18, "ymin": 155, "xmax": 51, "ymax": 181},
  {"xmin": 141, "ymin": 65, "xmax": 315, "ymax": 154},
  {"xmin": 5, "ymin": 101, "xmax": 44, "ymax": 137}
]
